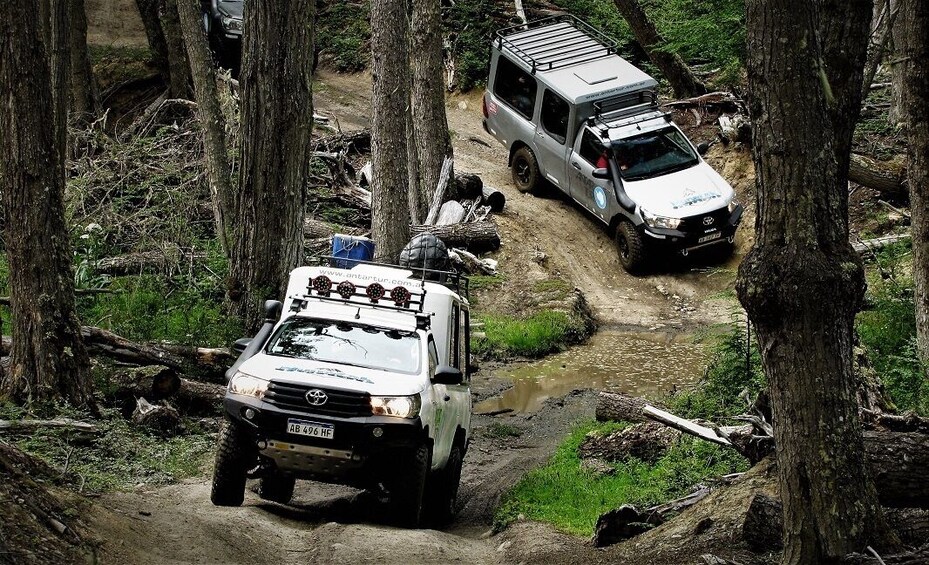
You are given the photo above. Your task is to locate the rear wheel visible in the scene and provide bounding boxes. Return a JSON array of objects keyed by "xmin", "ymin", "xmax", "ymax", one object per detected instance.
[
  {"xmin": 211, "ymin": 420, "xmax": 256, "ymax": 507},
  {"xmin": 258, "ymin": 470, "xmax": 296, "ymax": 505},
  {"xmin": 426, "ymin": 442, "xmax": 464, "ymax": 527},
  {"xmin": 511, "ymin": 146, "xmax": 541, "ymax": 194},
  {"xmin": 387, "ymin": 444, "xmax": 430, "ymax": 527},
  {"xmin": 615, "ymin": 222, "xmax": 647, "ymax": 274}
]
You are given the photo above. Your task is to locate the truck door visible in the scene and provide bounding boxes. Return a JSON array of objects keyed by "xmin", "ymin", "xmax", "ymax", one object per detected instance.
[
  {"xmin": 535, "ymin": 89, "xmax": 572, "ymax": 192},
  {"xmin": 485, "ymin": 55, "xmax": 539, "ymax": 152},
  {"xmin": 568, "ymin": 127, "xmax": 611, "ymax": 223}
]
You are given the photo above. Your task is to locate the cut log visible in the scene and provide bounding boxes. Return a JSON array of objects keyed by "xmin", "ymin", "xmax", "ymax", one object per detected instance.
[
  {"xmin": 884, "ymin": 508, "xmax": 929, "ymax": 547},
  {"xmin": 411, "ymin": 221, "xmax": 500, "ymax": 252},
  {"xmin": 436, "ymin": 200, "xmax": 466, "ymax": 226},
  {"xmin": 578, "ymin": 421, "xmax": 680, "ymax": 463},
  {"xmin": 454, "ymin": 172, "xmax": 483, "ymax": 200},
  {"xmin": 0, "ymin": 419, "xmax": 98, "ymax": 434},
  {"xmin": 592, "ymin": 505, "xmax": 654, "ymax": 547},
  {"xmin": 849, "ymin": 153, "xmax": 907, "ymax": 197},
  {"xmin": 853, "ymin": 234, "xmax": 911, "ymax": 255},
  {"xmin": 424, "ymin": 156, "xmax": 455, "ymax": 225},
  {"xmin": 861, "ymin": 409, "xmax": 929, "ymax": 434},
  {"xmin": 449, "ymin": 248, "xmax": 497, "ymax": 275},
  {"xmin": 643, "ymin": 405, "xmax": 732, "ymax": 446},
  {"xmin": 109, "ymin": 365, "xmax": 181, "ymax": 401},
  {"xmin": 864, "ymin": 430, "xmax": 929, "ymax": 508},
  {"xmin": 154, "ymin": 344, "xmax": 234, "ymax": 376},
  {"xmin": 79, "ymin": 326, "xmax": 189, "ymax": 371},
  {"xmin": 174, "ymin": 377, "xmax": 226, "ymax": 415},
  {"xmin": 481, "ymin": 186, "xmax": 506, "ymax": 212},
  {"xmin": 132, "ymin": 398, "xmax": 182, "ymax": 437},
  {"xmin": 742, "ymin": 493, "xmax": 783, "ymax": 551},
  {"xmin": 595, "ymin": 391, "xmax": 651, "ymax": 422}
]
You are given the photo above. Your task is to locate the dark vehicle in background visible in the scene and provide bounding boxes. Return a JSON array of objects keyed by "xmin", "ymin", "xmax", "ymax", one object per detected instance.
[{"xmin": 201, "ymin": 0, "xmax": 242, "ymax": 71}]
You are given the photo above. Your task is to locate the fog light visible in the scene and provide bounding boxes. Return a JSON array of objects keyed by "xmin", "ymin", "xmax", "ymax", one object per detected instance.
[
  {"xmin": 372, "ymin": 427, "xmax": 384, "ymax": 438},
  {"xmin": 257, "ymin": 440, "xmax": 267, "ymax": 450},
  {"xmin": 244, "ymin": 408, "xmax": 256, "ymax": 420}
]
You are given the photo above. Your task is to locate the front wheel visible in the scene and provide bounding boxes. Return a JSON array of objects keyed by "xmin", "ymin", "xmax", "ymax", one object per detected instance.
[
  {"xmin": 615, "ymin": 222, "xmax": 647, "ymax": 274},
  {"xmin": 387, "ymin": 445, "xmax": 430, "ymax": 527},
  {"xmin": 511, "ymin": 146, "xmax": 541, "ymax": 194},
  {"xmin": 211, "ymin": 420, "xmax": 256, "ymax": 507},
  {"xmin": 426, "ymin": 443, "xmax": 464, "ymax": 527}
]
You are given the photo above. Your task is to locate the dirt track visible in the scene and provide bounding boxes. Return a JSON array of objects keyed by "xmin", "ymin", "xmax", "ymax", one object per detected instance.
[{"xmin": 88, "ymin": 72, "xmax": 752, "ymax": 564}]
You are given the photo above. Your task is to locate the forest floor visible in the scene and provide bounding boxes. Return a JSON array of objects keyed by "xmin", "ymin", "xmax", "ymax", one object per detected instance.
[{"xmin": 76, "ymin": 72, "xmax": 761, "ymax": 565}]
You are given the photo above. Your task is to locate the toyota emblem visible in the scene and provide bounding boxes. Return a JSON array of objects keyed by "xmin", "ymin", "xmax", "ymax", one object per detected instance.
[
  {"xmin": 305, "ymin": 389, "xmax": 328, "ymax": 406},
  {"xmin": 702, "ymin": 216, "xmax": 715, "ymax": 226}
]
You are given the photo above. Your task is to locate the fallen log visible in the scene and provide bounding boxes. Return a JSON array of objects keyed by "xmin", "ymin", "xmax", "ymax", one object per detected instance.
[
  {"xmin": 174, "ymin": 377, "xmax": 226, "ymax": 414},
  {"xmin": 454, "ymin": 173, "xmax": 483, "ymax": 200},
  {"xmin": 864, "ymin": 430, "xmax": 929, "ymax": 508},
  {"xmin": 742, "ymin": 493, "xmax": 783, "ymax": 551},
  {"xmin": 314, "ymin": 128, "xmax": 371, "ymax": 155},
  {"xmin": 109, "ymin": 365, "xmax": 182, "ymax": 401},
  {"xmin": 853, "ymin": 233, "xmax": 911, "ymax": 255},
  {"xmin": 595, "ymin": 391, "xmax": 651, "ymax": 422},
  {"xmin": 411, "ymin": 221, "xmax": 500, "ymax": 252},
  {"xmin": 93, "ymin": 249, "xmax": 207, "ymax": 275},
  {"xmin": 0, "ymin": 419, "xmax": 98, "ymax": 434},
  {"xmin": 481, "ymin": 186, "xmax": 506, "ymax": 212},
  {"xmin": 578, "ymin": 421, "xmax": 680, "ymax": 463},
  {"xmin": 592, "ymin": 487, "xmax": 712, "ymax": 547},
  {"xmin": 861, "ymin": 409, "xmax": 929, "ymax": 434},
  {"xmin": 133, "ymin": 398, "xmax": 182, "ymax": 437},
  {"xmin": 449, "ymin": 248, "xmax": 497, "ymax": 275},
  {"xmin": 436, "ymin": 200, "xmax": 466, "ymax": 226},
  {"xmin": 154, "ymin": 344, "xmax": 234, "ymax": 376},
  {"xmin": 424, "ymin": 156, "xmax": 455, "ymax": 225},
  {"xmin": 643, "ymin": 405, "xmax": 732, "ymax": 447},
  {"xmin": 662, "ymin": 91, "xmax": 744, "ymax": 113},
  {"xmin": 849, "ymin": 153, "xmax": 907, "ymax": 197}
]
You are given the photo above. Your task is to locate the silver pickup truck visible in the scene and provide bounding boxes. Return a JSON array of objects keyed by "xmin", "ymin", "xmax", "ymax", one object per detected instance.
[{"xmin": 482, "ymin": 16, "xmax": 743, "ymax": 273}]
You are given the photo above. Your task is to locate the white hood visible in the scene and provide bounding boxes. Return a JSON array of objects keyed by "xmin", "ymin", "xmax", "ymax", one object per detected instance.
[
  {"xmin": 624, "ymin": 161, "xmax": 734, "ymax": 219},
  {"xmin": 238, "ymin": 353, "xmax": 428, "ymax": 396}
]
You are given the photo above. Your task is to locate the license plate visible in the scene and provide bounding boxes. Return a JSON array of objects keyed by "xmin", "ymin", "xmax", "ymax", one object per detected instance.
[
  {"xmin": 698, "ymin": 232, "xmax": 722, "ymax": 243},
  {"xmin": 286, "ymin": 419, "xmax": 334, "ymax": 440}
]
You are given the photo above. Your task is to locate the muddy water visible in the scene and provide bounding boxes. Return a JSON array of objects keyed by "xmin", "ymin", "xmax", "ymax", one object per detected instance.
[{"xmin": 474, "ymin": 330, "xmax": 710, "ymax": 414}]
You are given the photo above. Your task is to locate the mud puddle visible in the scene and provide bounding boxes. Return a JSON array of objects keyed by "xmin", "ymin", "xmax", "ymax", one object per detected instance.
[{"xmin": 474, "ymin": 330, "xmax": 710, "ymax": 414}]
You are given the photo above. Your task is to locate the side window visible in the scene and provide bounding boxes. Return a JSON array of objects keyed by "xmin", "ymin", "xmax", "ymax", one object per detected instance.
[
  {"xmin": 451, "ymin": 305, "xmax": 460, "ymax": 369},
  {"xmin": 540, "ymin": 90, "xmax": 570, "ymax": 144},
  {"xmin": 493, "ymin": 56, "xmax": 537, "ymax": 120},
  {"xmin": 579, "ymin": 128, "xmax": 606, "ymax": 166},
  {"xmin": 459, "ymin": 309, "xmax": 469, "ymax": 376},
  {"xmin": 428, "ymin": 337, "xmax": 438, "ymax": 376}
]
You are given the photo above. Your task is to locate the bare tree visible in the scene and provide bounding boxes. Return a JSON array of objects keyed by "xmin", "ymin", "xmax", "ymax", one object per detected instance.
[
  {"xmin": 901, "ymin": 0, "xmax": 929, "ymax": 361},
  {"xmin": 737, "ymin": 0, "xmax": 895, "ymax": 561},
  {"xmin": 0, "ymin": 1, "xmax": 92, "ymax": 405},
  {"xmin": 370, "ymin": 0, "xmax": 412, "ymax": 261},
  {"xmin": 135, "ymin": 0, "xmax": 171, "ymax": 81},
  {"xmin": 227, "ymin": 0, "xmax": 314, "ymax": 331},
  {"xmin": 69, "ymin": 0, "xmax": 96, "ymax": 118},
  {"xmin": 176, "ymin": 0, "xmax": 234, "ymax": 253},
  {"xmin": 611, "ymin": 0, "xmax": 706, "ymax": 99},
  {"xmin": 410, "ymin": 0, "xmax": 452, "ymax": 221}
]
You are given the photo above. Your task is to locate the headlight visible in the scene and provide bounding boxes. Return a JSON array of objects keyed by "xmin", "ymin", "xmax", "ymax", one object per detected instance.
[
  {"xmin": 641, "ymin": 208, "xmax": 681, "ymax": 230},
  {"xmin": 728, "ymin": 200, "xmax": 739, "ymax": 213},
  {"xmin": 228, "ymin": 372, "xmax": 268, "ymax": 399},
  {"xmin": 370, "ymin": 395, "xmax": 421, "ymax": 418},
  {"xmin": 221, "ymin": 15, "xmax": 243, "ymax": 32}
]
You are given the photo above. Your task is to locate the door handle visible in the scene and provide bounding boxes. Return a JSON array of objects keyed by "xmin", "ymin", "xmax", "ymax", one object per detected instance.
[
  {"xmin": 571, "ymin": 161, "xmax": 582, "ymax": 170},
  {"xmin": 444, "ymin": 395, "xmax": 451, "ymax": 402}
]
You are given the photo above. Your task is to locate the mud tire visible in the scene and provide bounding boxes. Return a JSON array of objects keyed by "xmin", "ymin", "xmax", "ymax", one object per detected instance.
[
  {"xmin": 389, "ymin": 444, "xmax": 430, "ymax": 527},
  {"xmin": 210, "ymin": 420, "xmax": 255, "ymax": 507},
  {"xmin": 426, "ymin": 442, "xmax": 464, "ymax": 527},
  {"xmin": 511, "ymin": 146, "xmax": 541, "ymax": 194},
  {"xmin": 258, "ymin": 471, "xmax": 296, "ymax": 505},
  {"xmin": 615, "ymin": 222, "xmax": 647, "ymax": 274}
]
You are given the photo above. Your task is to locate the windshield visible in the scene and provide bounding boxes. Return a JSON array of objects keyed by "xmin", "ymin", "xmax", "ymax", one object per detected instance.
[
  {"xmin": 613, "ymin": 127, "xmax": 699, "ymax": 181},
  {"xmin": 265, "ymin": 319, "xmax": 422, "ymax": 375}
]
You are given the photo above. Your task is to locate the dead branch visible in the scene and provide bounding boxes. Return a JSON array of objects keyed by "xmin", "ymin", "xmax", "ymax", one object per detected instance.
[{"xmin": 0, "ymin": 419, "xmax": 98, "ymax": 434}]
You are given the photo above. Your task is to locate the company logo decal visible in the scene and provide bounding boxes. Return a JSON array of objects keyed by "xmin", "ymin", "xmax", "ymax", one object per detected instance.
[
  {"xmin": 702, "ymin": 216, "xmax": 715, "ymax": 226},
  {"xmin": 276, "ymin": 366, "xmax": 374, "ymax": 384},
  {"xmin": 593, "ymin": 186, "xmax": 608, "ymax": 210},
  {"xmin": 671, "ymin": 188, "xmax": 722, "ymax": 210}
]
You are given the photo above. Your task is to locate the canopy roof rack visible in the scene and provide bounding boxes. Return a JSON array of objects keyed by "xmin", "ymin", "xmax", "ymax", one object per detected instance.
[
  {"xmin": 318, "ymin": 256, "xmax": 469, "ymax": 301},
  {"xmin": 495, "ymin": 15, "xmax": 619, "ymax": 74}
]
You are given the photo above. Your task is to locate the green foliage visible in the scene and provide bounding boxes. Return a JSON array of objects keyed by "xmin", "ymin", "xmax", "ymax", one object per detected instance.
[
  {"xmin": 317, "ymin": 0, "xmax": 371, "ymax": 72},
  {"xmin": 669, "ymin": 321, "xmax": 764, "ymax": 420},
  {"xmin": 0, "ymin": 403, "xmax": 214, "ymax": 493},
  {"xmin": 857, "ymin": 243, "xmax": 929, "ymax": 415},
  {"xmin": 483, "ymin": 421, "xmax": 524, "ymax": 439},
  {"xmin": 472, "ymin": 310, "xmax": 584, "ymax": 358},
  {"xmin": 444, "ymin": 0, "xmax": 501, "ymax": 91},
  {"xmin": 494, "ymin": 420, "xmax": 747, "ymax": 535}
]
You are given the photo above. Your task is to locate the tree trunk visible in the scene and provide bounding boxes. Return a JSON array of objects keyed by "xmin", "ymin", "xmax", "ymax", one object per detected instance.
[
  {"xmin": 595, "ymin": 391, "xmax": 651, "ymax": 422},
  {"xmin": 176, "ymin": 0, "xmax": 234, "ymax": 254},
  {"xmin": 370, "ymin": 0, "xmax": 411, "ymax": 262},
  {"xmin": 48, "ymin": 0, "xmax": 70, "ymax": 156},
  {"xmin": 410, "ymin": 0, "xmax": 453, "ymax": 221},
  {"xmin": 158, "ymin": 0, "xmax": 191, "ymax": 99},
  {"xmin": 410, "ymin": 221, "xmax": 500, "ymax": 252},
  {"xmin": 134, "ymin": 0, "xmax": 170, "ymax": 80},
  {"xmin": 888, "ymin": 0, "xmax": 904, "ymax": 124},
  {"xmin": 0, "ymin": 1, "xmax": 92, "ymax": 406},
  {"xmin": 611, "ymin": 0, "xmax": 706, "ymax": 98},
  {"xmin": 406, "ymin": 96, "xmax": 424, "ymax": 224},
  {"xmin": 69, "ymin": 0, "xmax": 95, "ymax": 119},
  {"xmin": 737, "ymin": 0, "xmax": 891, "ymax": 562},
  {"xmin": 900, "ymin": 0, "xmax": 929, "ymax": 363},
  {"xmin": 227, "ymin": 0, "xmax": 314, "ymax": 332}
]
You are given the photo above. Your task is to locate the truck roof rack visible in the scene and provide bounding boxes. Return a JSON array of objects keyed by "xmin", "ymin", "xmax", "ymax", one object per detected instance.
[
  {"xmin": 319, "ymin": 256, "xmax": 470, "ymax": 301},
  {"xmin": 496, "ymin": 15, "xmax": 618, "ymax": 74}
]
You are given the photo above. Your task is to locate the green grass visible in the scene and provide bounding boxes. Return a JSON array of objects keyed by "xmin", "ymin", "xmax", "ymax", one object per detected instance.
[
  {"xmin": 483, "ymin": 421, "xmax": 524, "ymax": 439},
  {"xmin": 533, "ymin": 278, "xmax": 573, "ymax": 300},
  {"xmin": 494, "ymin": 420, "xmax": 747, "ymax": 535},
  {"xmin": 472, "ymin": 310, "xmax": 584, "ymax": 358},
  {"xmin": 0, "ymin": 403, "xmax": 215, "ymax": 493}
]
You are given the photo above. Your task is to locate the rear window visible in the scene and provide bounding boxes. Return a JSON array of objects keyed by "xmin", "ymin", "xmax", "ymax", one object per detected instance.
[
  {"xmin": 265, "ymin": 319, "xmax": 422, "ymax": 375},
  {"xmin": 494, "ymin": 56, "xmax": 537, "ymax": 119}
]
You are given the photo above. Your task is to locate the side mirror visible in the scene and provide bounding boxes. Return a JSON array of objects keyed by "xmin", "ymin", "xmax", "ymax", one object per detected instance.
[
  {"xmin": 231, "ymin": 337, "xmax": 252, "ymax": 356},
  {"xmin": 264, "ymin": 300, "xmax": 283, "ymax": 322},
  {"xmin": 433, "ymin": 364, "xmax": 463, "ymax": 385},
  {"xmin": 697, "ymin": 142, "xmax": 710, "ymax": 155},
  {"xmin": 592, "ymin": 167, "xmax": 610, "ymax": 179}
]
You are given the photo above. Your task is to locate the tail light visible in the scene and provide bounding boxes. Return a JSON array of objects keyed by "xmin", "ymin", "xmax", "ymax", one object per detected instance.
[{"xmin": 481, "ymin": 94, "xmax": 489, "ymax": 119}]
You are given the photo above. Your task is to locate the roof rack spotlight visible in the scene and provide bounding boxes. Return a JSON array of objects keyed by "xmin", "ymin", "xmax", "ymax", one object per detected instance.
[
  {"xmin": 312, "ymin": 275, "xmax": 332, "ymax": 296},
  {"xmin": 391, "ymin": 285, "xmax": 412, "ymax": 307},
  {"xmin": 336, "ymin": 281, "xmax": 356, "ymax": 300},
  {"xmin": 366, "ymin": 282, "xmax": 386, "ymax": 303}
]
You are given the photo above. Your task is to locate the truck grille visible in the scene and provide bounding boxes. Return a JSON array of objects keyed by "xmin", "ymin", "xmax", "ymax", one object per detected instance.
[
  {"xmin": 678, "ymin": 206, "xmax": 731, "ymax": 234},
  {"xmin": 264, "ymin": 382, "xmax": 371, "ymax": 418}
]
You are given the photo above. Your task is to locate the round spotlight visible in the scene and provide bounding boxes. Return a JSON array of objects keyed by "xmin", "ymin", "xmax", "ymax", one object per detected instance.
[
  {"xmin": 372, "ymin": 427, "xmax": 384, "ymax": 438},
  {"xmin": 391, "ymin": 285, "xmax": 411, "ymax": 307},
  {"xmin": 366, "ymin": 282, "xmax": 385, "ymax": 303},
  {"xmin": 312, "ymin": 275, "xmax": 332, "ymax": 296},
  {"xmin": 244, "ymin": 408, "xmax": 256, "ymax": 420},
  {"xmin": 337, "ymin": 280, "xmax": 356, "ymax": 299}
]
